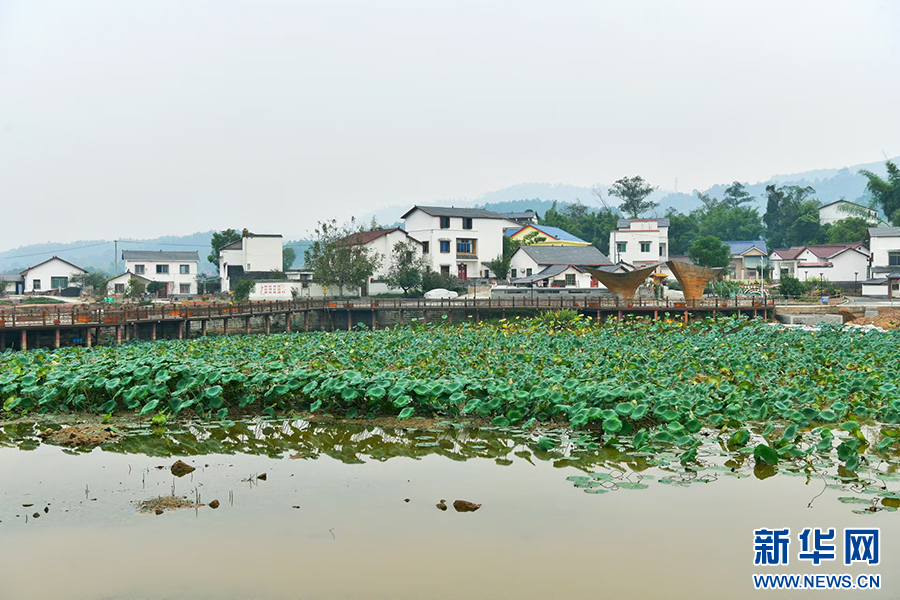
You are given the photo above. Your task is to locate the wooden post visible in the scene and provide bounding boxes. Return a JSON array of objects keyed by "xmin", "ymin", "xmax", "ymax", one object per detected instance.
[
  {"xmin": 347, "ymin": 309, "xmax": 352, "ymax": 331},
  {"xmin": 371, "ymin": 304, "xmax": 376, "ymax": 330},
  {"xmin": 20, "ymin": 329, "xmax": 27, "ymax": 351},
  {"xmin": 223, "ymin": 318, "xmax": 229, "ymax": 336},
  {"xmin": 151, "ymin": 322, "xmax": 157, "ymax": 341},
  {"xmin": 399, "ymin": 309, "xmax": 404, "ymax": 325},
  {"xmin": 85, "ymin": 328, "xmax": 92, "ymax": 348},
  {"xmin": 116, "ymin": 325, "xmax": 122, "ymax": 345},
  {"xmin": 683, "ymin": 310, "xmax": 688, "ymax": 324},
  {"xmin": 201, "ymin": 320, "xmax": 207, "ymax": 337},
  {"xmin": 448, "ymin": 309, "xmax": 452, "ymax": 324},
  {"xmin": 265, "ymin": 314, "xmax": 271, "ymax": 335},
  {"xmin": 617, "ymin": 310, "xmax": 623, "ymax": 322},
  {"xmin": 95, "ymin": 328, "xmax": 100, "ymax": 346},
  {"xmin": 178, "ymin": 321, "xmax": 184, "ymax": 340},
  {"xmin": 286, "ymin": 312, "xmax": 292, "ymax": 333},
  {"xmin": 245, "ymin": 316, "xmax": 251, "ymax": 335},
  {"xmin": 303, "ymin": 310, "xmax": 308, "ymax": 332},
  {"xmin": 0, "ymin": 333, "xmax": 5, "ymax": 351},
  {"xmin": 653, "ymin": 309, "xmax": 658, "ymax": 321}
]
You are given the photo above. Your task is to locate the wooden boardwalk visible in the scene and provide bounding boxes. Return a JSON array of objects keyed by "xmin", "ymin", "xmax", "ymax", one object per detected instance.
[{"xmin": 0, "ymin": 296, "xmax": 774, "ymax": 351}]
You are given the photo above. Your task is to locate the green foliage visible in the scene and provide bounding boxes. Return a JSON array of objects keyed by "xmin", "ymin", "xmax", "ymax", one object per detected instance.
[
  {"xmin": 608, "ymin": 176, "xmax": 658, "ymax": 218},
  {"xmin": 764, "ymin": 185, "xmax": 825, "ymax": 249},
  {"xmin": 209, "ymin": 229, "xmax": 242, "ymax": 271},
  {"xmin": 384, "ymin": 240, "xmax": 430, "ymax": 294},
  {"xmin": 825, "ymin": 217, "xmax": 870, "ymax": 243},
  {"xmin": 688, "ymin": 236, "xmax": 731, "ymax": 268},
  {"xmin": 233, "ymin": 278, "xmax": 255, "ymax": 302},
  {"xmin": 146, "ymin": 281, "xmax": 165, "ymax": 295},
  {"xmin": 304, "ymin": 219, "xmax": 382, "ymax": 296},
  {"xmin": 126, "ymin": 278, "xmax": 146, "ymax": 298},
  {"xmin": 541, "ymin": 201, "xmax": 619, "ymax": 255},
  {"xmin": 70, "ymin": 270, "xmax": 109, "ymax": 295},
  {"xmin": 860, "ymin": 161, "xmax": 900, "ymax": 226},
  {"xmin": 778, "ymin": 275, "xmax": 805, "ymax": 298},
  {"xmin": 283, "ymin": 246, "xmax": 296, "ymax": 271},
  {"xmin": 421, "ymin": 270, "xmax": 466, "ymax": 294}
]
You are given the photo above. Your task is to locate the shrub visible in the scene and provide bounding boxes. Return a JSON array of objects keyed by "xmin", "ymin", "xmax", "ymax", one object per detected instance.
[
  {"xmin": 777, "ymin": 275, "xmax": 805, "ymax": 298},
  {"xmin": 233, "ymin": 279, "xmax": 255, "ymax": 302}
]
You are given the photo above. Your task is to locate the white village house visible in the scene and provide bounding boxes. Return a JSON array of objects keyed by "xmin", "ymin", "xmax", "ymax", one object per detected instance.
[
  {"xmin": 863, "ymin": 226, "xmax": 900, "ymax": 296},
  {"xmin": 18, "ymin": 257, "xmax": 87, "ymax": 293},
  {"xmin": 105, "ymin": 272, "xmax": 152, "ymax": 296},
  {"xmin": 769, "ymin": 243, "xmax": 869, "ymax": 284},
  {"xmin": 608, "ymin": 219, "xmax": 669, "ymax": 269},
  {"xmin": 818, "ymin": 200, "xmax": 880, "ymax": 226},
  {"xmin": 508, "ymin": 245, "xmax": 613, "ymax": 288},
  {"xmin": 725, "ymin": 241, "xmax": 768, "ymax": 280},
  {"xmin": 219, "ymin": 231, "xmax": 283, "ymax": 293},
  {"xmin": 121, "ymin": 250, "xmax": 200, "ymax": 296},
  {"xmin": 340, "ymin": 228, "xmax": 424, "ymax": 295},
  {"xmin": 402, "ymin": 207, "xmax": 520, "ymax": 280}
]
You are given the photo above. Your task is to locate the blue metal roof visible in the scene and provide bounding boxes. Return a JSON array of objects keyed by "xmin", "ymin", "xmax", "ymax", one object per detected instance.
[
  {"xmin": 504, "ymin": 225, "xmax": 588, "ymax": 244},
  {"xmin": 726, "ymin": 240, "xmax": 768, "ymax": 256}
]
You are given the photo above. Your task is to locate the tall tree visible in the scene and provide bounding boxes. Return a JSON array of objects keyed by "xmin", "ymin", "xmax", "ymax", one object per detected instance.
[
  {"xmin": 608, "ymin": 176, "xmax": 658, "ymax": 218},
  {"xmin": 825, "ymin": 217, "xmax": 870, "ymax": 244},
  {"xmin": 665, "ymin": 209, "xmax": 700, "ymax": 255},
  {"xmin": 688, "ymin": 236, "xmax": 732, "ymax": 268},
  {"xmin": 208, "ymin": 229, "xmax": 241, "ymax": 271},
  {"xmin": 304, "ymin": 219, "xmax": 382, "ymax": 296},
  {"xmin": 860, "ymin": 161, "xmax": 900, "ymax": 226},
  {"xmin": 70, "ymin": 270, "xmax": 109, "ymax": 295},
  {"xmin": 541, "ymin": 201, "xmax": 619, "ymax": 254},
  {"xmin": 721, "ymin": 181, "xmax": 754, "ymax": 208},
  {"xmin": 763, "ymin": 185, "xmax": 823, "ymax": 249},
  {"xmin": 282, "ymin": 246, "xmax": 297, "ymax": 271},
  {"xmin": 384, "ymin": 240, "xmax": 430, "ymax": 294}
]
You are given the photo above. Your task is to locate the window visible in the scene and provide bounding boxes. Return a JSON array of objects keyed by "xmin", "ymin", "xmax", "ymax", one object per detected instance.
[
  {"xmin": 439, "ymin": 240, "xmax": 451, "ymax": 253},
  {"xmin": 440, "ymin": 265, "xmax": 450, "ymax": 275},
  {"xmin": 440, "ymin": 216, "xmax": 450, "ymax": 229},
  {"xmin": 114, "ymin": 283, "xmax": 125, "ymax": 294},
  {"xmin": 462, "ymin": 217, "xmax": 473, "ymax": 230},
  {"xmin": 156, "ymin": 264, "xmax": 169, "ymax": 274},
  {"xmin": 890, "ymin": 251, "xmax": 900, "ymax": 267},
  {"xmin": 456, "ymin": 238, "xmax": 476, "ymax": 254},
  {"xmin": 565, "ymin": 274, "xmax": 576, "ymax": 286},
  {"xmin": 134, "ymin": 264, "xmax": 145, "ymax": 275},
  {"xmin": 180, "ymin": 264, "xmax": 190, "ymax": 274},
  {"xmin": 510, "ymin": 268, "xmax": 517, "ymax": 278},
  {"xmin": 51, "ymin": 276, "xmax": 68, "ymax": 289},
  {"xmin": 617, "ymin": 242, "xmax": 627, "ymax": 254},
  {"xmin": 640, "ymin": 241, "xmax": 651, "ymax": 253},
  {"xmin": 33, "ymin": 279, "xmax": 41, "ymax": 290},
  {"xmin": 484, "ymin": 270, "xmax": 490, "ymax": 278},
  {"xmin": 179, "ymin": 283, "xmax": 191, "ymax": 294},
  {"xmin": 526, "ymin": 268, "xmax": 533, "ymax": 276},
  {"xmin": 422, "ymin": 241, "xmax": 429, "ymax": 254},
  {"xmin": 659, "ymin": 243, "xmax": 666, "ymax": 257}
]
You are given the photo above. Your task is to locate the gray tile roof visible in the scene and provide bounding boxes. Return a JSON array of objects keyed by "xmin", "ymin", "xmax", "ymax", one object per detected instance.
[
  {"xmin": 617, "ymin": 218, "xmax": 670, "ymax": 229},
  {"xmin": 518, "ymin": 245, "xmax": 611, "ymax": 265},
  {"xmin": 402, "ymin": 206, "xmax": 511, "ymax": 220},
  {"xmin": 122, "ymin": 250, "xmax": 200, "ymax": 262},
  {"xmin": 868, "ymin": 227, "xmax": 900, "ymax": 237}
]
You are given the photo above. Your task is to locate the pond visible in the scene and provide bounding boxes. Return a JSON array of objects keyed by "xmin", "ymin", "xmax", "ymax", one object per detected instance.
[{"xmin": 0, "ymin": 418, "xmax": 896, "ymax": 599}]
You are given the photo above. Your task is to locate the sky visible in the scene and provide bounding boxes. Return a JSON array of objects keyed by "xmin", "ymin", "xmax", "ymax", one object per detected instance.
[{"xmin": 0, "ymin": 0, "xmax": 898, "ymax": 249}]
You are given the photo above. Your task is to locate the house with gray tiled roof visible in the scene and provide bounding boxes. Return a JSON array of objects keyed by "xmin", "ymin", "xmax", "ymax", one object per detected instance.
[
  {"xmin": 508, "ymin": 245, "xmax": 612, "ymax": 288},
  {"xmin": 123, "ymin": 250, "xmax": 200, "ymax": 296}
]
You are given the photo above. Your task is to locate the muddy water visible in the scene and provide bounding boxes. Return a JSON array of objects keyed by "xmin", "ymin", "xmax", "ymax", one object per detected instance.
[{"xmin": 0, "ymin": 420, "xmax": 897, "ymax": 600}]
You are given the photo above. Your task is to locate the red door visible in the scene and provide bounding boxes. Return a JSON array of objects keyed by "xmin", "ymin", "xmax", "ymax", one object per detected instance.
[{"xmin": 457, "ymin": 264, "xmax": 467, "ymax": 280}]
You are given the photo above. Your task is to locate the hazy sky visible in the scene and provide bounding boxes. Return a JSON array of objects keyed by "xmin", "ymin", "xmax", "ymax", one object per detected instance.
[{"xmin": 1, "ymin": 0, "xmax": 898, "ymax": 249}]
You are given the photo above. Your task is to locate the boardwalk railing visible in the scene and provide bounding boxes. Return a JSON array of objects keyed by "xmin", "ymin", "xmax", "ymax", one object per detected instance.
[{"xmin": 0, "ymin": 296, "xmax": 774, "ymax": 329}]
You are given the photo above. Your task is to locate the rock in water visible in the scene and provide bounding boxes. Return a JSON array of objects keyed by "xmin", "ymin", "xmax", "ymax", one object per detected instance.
[
  {"xmin": 155, "ymin": 508, "xmax": 164, "ymax": 515},
  {"xmin": 436, "ymin": 499, "xmax": 447, "ymax": 511},
  {"xmin": 170, "ymin": 460, "xmax": 195, "ymax": 477},
  {"xmin": 209, "ymin": 500, "xmax": 220, "ymax": 509},
  {"xmin": 453, "ymin": 500, "xmax": 481, "ymax": 512},
  {"xmin": 257, "ymin": 473, "xmax": 267, "ymax": 481}
]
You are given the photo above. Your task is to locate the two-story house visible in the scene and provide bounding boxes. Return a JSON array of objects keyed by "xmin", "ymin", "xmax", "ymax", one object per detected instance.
[
  {"xmin": 122, "ymin": 250, "xmax": 200, "ymax": 296},
  {"xmin": 337, "ymin": 227, "xmax": 424, "ymax": 295},
  {"xmin": 608, "ymin": 218, "xmax": 669, "ymax": 269},
  {"xmin": 401, "ymin": 207, "xmax": 520, "ymax": 280},
  {"xmin": 219, "ymin": 231, "xmax": 283, "ymax": 292},
  {"xmin": 725, "ymin": 241, "xmax": 768, "ymax": 280},
  {"xmin": 819, "ymin": 200, "xmax": 880, "ymax": 226},
  {"xmin": 864, "ymin": 226, "xmax": 900, "ymax": 295}
]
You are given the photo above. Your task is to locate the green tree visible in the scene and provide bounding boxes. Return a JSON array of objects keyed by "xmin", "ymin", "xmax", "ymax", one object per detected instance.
[
  {"xmin": 860, "ymin": 161, "xmax": 900, "ymax": 226},
  {"xmin": 209, "ymin": 229, "xmax": 241, "ymax": 271},
  {"xmin": 384, "ymin": 240, "xmax": 430, "ymax": 294},
  {"xmin": 721, "ymin": 181, "xmax": 754, "ymax": 208},
  {"xmin": 0, "ymin": 279, "xmax": 8, "ymax": 296},
  {"xmin": 763, "ymin": 185, "xmax": 824, "ymax": 249},
  {"xmin": 304, "ymin": 219, "xmax": 382, "ymax": 296},
  {"xmin": 541, "ymin": 201, "xmax": 619, "ymax": 254},
  {"xmin": 70, "ymin": 270, "xmax": 109, "ymax": 295},
  {"xmin": 283, "ymin": 246, "xmax": 297, "ymax": 271},
  {"xmin": 778, "ymin": 274, "xmax": 805, "ymax": 298},
  {"xmin": 665, "ymin": 209, "xmax": 700, "ymax": 255},
  {"xmin": 825, "ymin": 217, "xmax": 870, "ymax": 243},
  {"xmin": 608, "ymin": 176, "xmax": 658, "ymax": 218},
  {"xmin": 196, "ymin": 272, "xmax": 217, "ymax": 294},
  {"xmin": 688, "ymin": 236, "xmax": 731, "ymax": 268},
  {"xmin": 126, "ymin": 278, "xmax": 146, "ymax": 298},
  {"xmin": 233, "ymin": 278, "xmax": 255, "ymax": 301},
  {"xmin": 147, "ymin": 281, "xmax": 166, "ymax": 295}
]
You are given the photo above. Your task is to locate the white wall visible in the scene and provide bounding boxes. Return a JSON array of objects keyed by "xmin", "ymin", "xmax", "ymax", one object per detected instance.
[
  {"xmin": 609, "ymin": 221, "xmax": 668, "ymax": 267},
  {"xmin": 250, "ymin": 280, "xmax": 360, "ymax": 300},
  {"xmin": 22, "ymin": 258, "xmax": 85, "ymax": 292},
  {"xmin": 124, "ymin": 259, "xmax": 198, "ymax": 295},
  {"xmin": 220, "ymin": 236, "xmax": 284, "ymax": 292},
  {"xmin": 862, "ymin": 282, "xmax": 898, "ymax": 297},
  {"xmin": 820, "ymin": 202, "xmax": 878, "ymax": 226},
  {"xmin": 404, "ymin": 210, "xmax": 519, "ymax": 279},
  {"xmin": 508, "ymin": 251, "xmax": 540, "ymax": 280},
  {"xmin": 870, "ymin": 234, "xmax": 900, "ymax": 273},
  {"xmin": 793, "ymin": 248, "xmax": 868, "ymax": 282}
]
